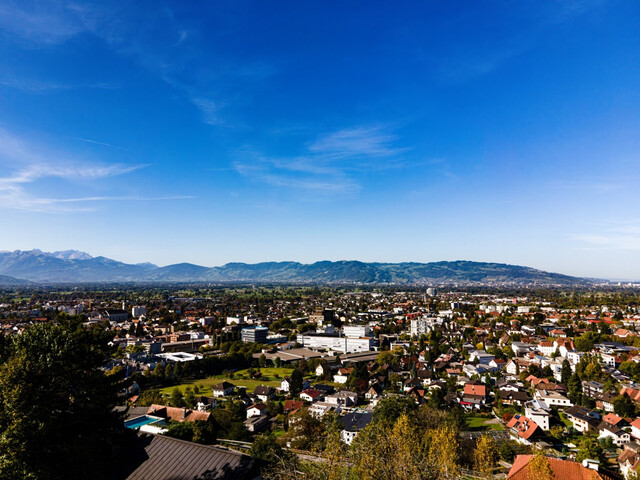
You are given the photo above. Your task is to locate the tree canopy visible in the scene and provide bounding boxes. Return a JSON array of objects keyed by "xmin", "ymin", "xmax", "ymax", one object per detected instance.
[{"xmin": 0, "ymin": 323, "xmax": 123, "ymax": 480}]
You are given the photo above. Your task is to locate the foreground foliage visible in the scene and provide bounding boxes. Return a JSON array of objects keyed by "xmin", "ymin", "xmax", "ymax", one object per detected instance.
[
  {"xmin": 0, "ymin": 324, "xmax": 123, "ymax": 480},
  {"xmin": 265, "ymin": 401, "xmax": 466, "ymax": 480}
]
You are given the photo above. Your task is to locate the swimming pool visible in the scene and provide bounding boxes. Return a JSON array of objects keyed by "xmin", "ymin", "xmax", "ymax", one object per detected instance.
[{"xmin": 125, "ymin": 415, "xmax": 165, "ymax": 429}]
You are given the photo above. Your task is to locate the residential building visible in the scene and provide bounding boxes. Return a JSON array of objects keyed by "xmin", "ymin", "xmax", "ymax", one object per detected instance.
[
  {"xmin": 212, "ymin": 381, "xmax": 235, "ymax": 397},
  {"xmin": 340, "ymin": 412, "xmax": 373, "ymax": 445},
  {"xmin": 524, "ymin": 399, "xmax": 551, "ymax": 431},
  {"xmin": 534, "ymin": 389, "xmax": 572, "ymax": 408},
  {"xmin": 506, "ymin": 414, "xmax": 541, "ymax": 445},
  {"xmin": 599, "ymin": 421, "xmax": 631, "ymax": 446},
  {"xmin": 565, "ymin": 405, "xmax": 600, "ymax": 433},
  {"xmin": 253, "ymin": 385, "xmax": 275, "ymax": 402}
]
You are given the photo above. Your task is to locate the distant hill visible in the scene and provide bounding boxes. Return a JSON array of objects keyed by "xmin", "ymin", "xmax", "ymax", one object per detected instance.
[
  {"xmin": 0, "ymin": 250, "xmax": 594, "ymax": 286},
  {"xmin": 0, "ymin": 274, "xmax": 29, "ymax": 285}
]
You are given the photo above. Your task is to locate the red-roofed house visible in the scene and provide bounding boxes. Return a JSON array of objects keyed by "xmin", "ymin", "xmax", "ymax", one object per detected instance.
[
  {"xmin": 603, "ymin": 413, "xmax": 627, "ymax": 427},
  {"xmin": 621, "ymin": 387, "xmax": 640, "ymax": 403},
  {"xmin": 550, "ymin": 329, "xmax": 567, "ymax": 338},
  {"xmin": 618, "ymin": 446, "xmax": 640, "ymax": 479},
  {"xmin": 507, "ymin": 455, "xmax": 607, "ymax": 480},
  {"xmin": 461, "ymin": 383, "xmax": 488, "ymax": 409},
  {"xmin": 526, "ymin": 375, "xmax": 550, "ymax": 387},
  {"xmin": 300, "ymin": 388, "xmax": 323, "ymax": 402},
  {"xmin": 615, "ymin": 329, "xmax": 636, "ymax": 339},
  {"xmin": 146, "ymin": 405, "xmax": 211, "ymax": 423},
  {"xmin": 506, "ymin": 415, "xmax": 541, "ymax": 445}
]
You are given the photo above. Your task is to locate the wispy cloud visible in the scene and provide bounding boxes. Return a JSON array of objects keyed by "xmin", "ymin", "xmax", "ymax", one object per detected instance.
[
  {"xmin": 190, "ymin": 97, "xmax": 225, "ymax": 126},
  {"xmin": 0, "ymin": 0, "xmax": 89, "ymax": 45},
  {"xmin": 0, "ymin": 128, "xmax": 187, "ymax": 212},
  {"xmin": 571, "ymin": 222, "xmax": 640, "ymax": 250},
  {"xmin": 308, "ymin": 126, "xmax": 408, "ymax": 160},
  {"xmin": 0, "ymin": 78, "xmax": 117, "ymax": 92},
  {"xmin": 0, "ymin": 163, "xmax": 146, "ymax": 186},
  {"xmin": 66, "ymin": 137, "xmax": 129, "ymax": 151},
  {"xmin": 233, "ymin": 125, "xmax": 414, "ymax": 195}
]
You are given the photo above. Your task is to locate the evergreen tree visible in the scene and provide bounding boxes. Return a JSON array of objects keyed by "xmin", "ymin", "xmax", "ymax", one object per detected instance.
[
  {"xmin": 567, "ymin": 373, "xmax": 583, "ymax": 405},
  {"xmin": 561, "ymin": 359, "xmax": 572, "ymax": 385},
  {"xmin": 290, "ymin": 368, "xmax": 303, "ymax": 396}
]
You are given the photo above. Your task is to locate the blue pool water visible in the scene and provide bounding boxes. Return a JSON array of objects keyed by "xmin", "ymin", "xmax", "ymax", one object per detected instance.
[{"xmin": 125, "ymin": 415, "xmax": 164, "ymax": 429}]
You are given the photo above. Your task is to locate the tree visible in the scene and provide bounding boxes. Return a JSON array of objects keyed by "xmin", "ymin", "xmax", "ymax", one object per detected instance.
[
  {"xmin": 373, "ymin": 395, "xmax": 418, "ymax": 426},
  {"xmin": 170, "ymin": 387, "xmax": 186, "ymax": 407},
  {"xmin": 575, "ymin": 333, "xmax": 597, "ymax": 352},
  {"xmin": 474, "ymin": 434, "xmax": 499, "ymax": 478},
  {"xmin": 550, "ymin": 425, "xmax": 564, "ymax": 439},
  {"xmin": 0, "ymin": 324, "xmax": 122, "ymax": 480},
  {"xmin": 427, "ymin": 424, "xmax": 460, "ymax": 479},
  {"xmin": 284, "ymin": 408, "xmax": 325, "ymax": 451},
  {"xmin": 561, "ymin": 359, "xmax": 572, "ymax": 385},
  {"xmin": 184, "ymin": 386, "xmax": 197, "ymax": 408},
  {"xmin": 428, "ymin": 387, "xmax": 445, "ymax": 409},
  {"xmin": 527, "ymin": 452, "xmax": 553, "ymax": 480},
  {"xmin": 164, "ymin": 421, "xmax": 195, "ymax": 441},
  {"xmin": 290, "ymin": 368, "xmax": 303, "ymax": 397},
  {"xmin": 567, "ymin": 373, "xmax": 583, "ymax": 405},
  {"xmin": 614, "ymin": 393, "xmax": 636, "ymax": 418},
  {"xmin": 250, "ymin": 433, "xmax": 288, "ymax": 463},
  {"xmin": 137, "ymin": 388, "xmax": 165, "ymax": 406},
  {"xmin": 576, "ymin": 435, "xmax": 604, "ymax": 463},
  {"xmin": 192, "ymin": 420, "xmax": 218, "ymax": 444}
]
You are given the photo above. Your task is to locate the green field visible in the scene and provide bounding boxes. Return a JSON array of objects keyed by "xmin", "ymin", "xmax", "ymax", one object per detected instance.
[
  {"xmin": 158, "ymin": 367, "xmax": 295, "ymax": 395},
  {"xmin": 465, "ymin": 415, "xmax": 504, "ymax": 431}
]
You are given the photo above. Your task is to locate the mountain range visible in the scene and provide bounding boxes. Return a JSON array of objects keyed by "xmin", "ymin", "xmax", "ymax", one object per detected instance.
[{"xmin": 0, "ymin": 249, "xmax": 597, "ymax": 286}]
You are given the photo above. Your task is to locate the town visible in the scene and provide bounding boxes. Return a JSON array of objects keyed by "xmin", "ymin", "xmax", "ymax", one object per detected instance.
[{"xmin": 3, "ymin": 284, "xmax": 640, "ymax": 479}]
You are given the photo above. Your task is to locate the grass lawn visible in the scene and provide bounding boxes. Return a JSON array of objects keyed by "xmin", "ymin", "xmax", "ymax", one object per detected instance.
[
  {"xmin": 466, "ymin": 415, "xmax": 504, "ymax": 431},
  {"xmin": 158, "ymin": 367, "xmax": 295, "ymax": 395},
  {"xmin": 559, "ymin": 412, "xmax": 572, "ymax": 428}
]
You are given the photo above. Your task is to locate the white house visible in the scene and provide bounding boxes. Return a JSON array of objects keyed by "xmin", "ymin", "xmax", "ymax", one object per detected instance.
[
  {"xmin": 537, "ymin": 341, "xmax": 555, "ymax": 357},
  {"xmin": 534, "ymin": 389, "xmax": 573, "ymax": 408},
  {"xmin": 212, "ymin": 381, "xmax": 235, "ymax": 397},
  {"xmin": 340, "ymin": 413, "xmax": 373, "ymax": 445},
  {"xmin": 326, "ymin": 390, "xmax": 358, "ymax": 407},
  {"xmin": 599, "ymin": 422, "xmax": 631, "ymax": 446},
  {"xmin": 524, "ymin": 399, "xmax": 551, "ymax": 431},
  {"xmin": 246, "ymin": 403, "xmax": 267, "ymax": 419},
  {"xmin": 631, "ymin": 419, "xmax": 640, "ymax": 440}
]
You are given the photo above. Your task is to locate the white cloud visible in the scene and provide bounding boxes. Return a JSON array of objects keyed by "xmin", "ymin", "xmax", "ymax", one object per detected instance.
[
  {"xmin": 0, "ymin": 128, "xmax": 188, "ymax": 212},
  {"xmin": 308, "ymin": 126, "xmax": 408, "ymax": 160},
  {"xmin": 233, "ymin": 125, "xmax": 413, "ymax": 195}
]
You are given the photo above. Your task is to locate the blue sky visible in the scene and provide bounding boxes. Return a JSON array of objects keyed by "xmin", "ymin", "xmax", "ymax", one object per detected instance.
[{"xmin": 0, "ymin": 1, "xmax": 639, "ymax": 279}]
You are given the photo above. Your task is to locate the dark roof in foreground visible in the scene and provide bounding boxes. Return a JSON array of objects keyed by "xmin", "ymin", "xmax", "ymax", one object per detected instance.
[
  {"xmin": 340, "ymin": 412, "xmax": 373, "ymax": 432},
  {"xmin": 113, "ymin": 434, "xmax": 258, "ymax": 480}
]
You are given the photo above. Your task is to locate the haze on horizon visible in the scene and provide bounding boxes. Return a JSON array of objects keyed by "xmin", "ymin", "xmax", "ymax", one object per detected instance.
[{"xmin": 0, "ymin": 1, "xmax": 639, "ymax": 280}]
